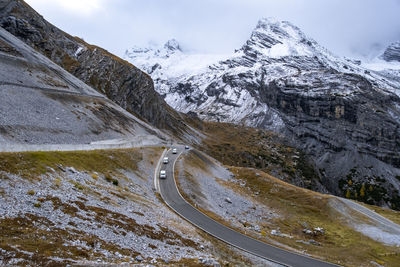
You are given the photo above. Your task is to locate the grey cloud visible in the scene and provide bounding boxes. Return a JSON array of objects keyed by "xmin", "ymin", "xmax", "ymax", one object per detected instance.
[{"xmin": 25, "ymin": 0, "xmax": 400, "ymax": 59}]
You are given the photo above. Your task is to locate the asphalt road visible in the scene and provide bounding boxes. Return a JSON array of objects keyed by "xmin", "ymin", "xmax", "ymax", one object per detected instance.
[{"xmin": 158, "ymin": 147, "xmax": 339, "ymax": 267}]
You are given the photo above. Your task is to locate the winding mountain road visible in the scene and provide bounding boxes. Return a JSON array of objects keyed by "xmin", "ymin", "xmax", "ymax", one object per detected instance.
[{"xmin": 157, "ymin": 146, "xmax": 339, "ymax": 267}]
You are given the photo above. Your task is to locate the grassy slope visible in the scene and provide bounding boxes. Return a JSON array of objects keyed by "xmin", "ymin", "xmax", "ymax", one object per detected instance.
[
  {"xmin": 197, "ymin": 121, "xmax": 322, "ymax": 190},
  {"xmin": 176, "ymin": 151, "xmax": 400, "ymax": 267}
]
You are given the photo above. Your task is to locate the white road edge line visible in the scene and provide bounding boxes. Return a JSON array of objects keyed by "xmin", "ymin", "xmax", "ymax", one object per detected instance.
[
  {"xmin": 153, "ymin": 148, "xmax": 168, "ymax": 193},
  {"xmin": 157, "ymin": 148, "xmax": 341, "ymax": 267}
]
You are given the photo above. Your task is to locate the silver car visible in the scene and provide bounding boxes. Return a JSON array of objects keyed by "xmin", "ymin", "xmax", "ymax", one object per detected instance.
[
  {"xmin": 172, "ymin": 148, "xmax": 177, "ymax": 154},
  {"xmin": 163, "ymin": 157, "xmax": 169, "ymax": 164},
  {"xmin": 160, "ymin": 170, "xmax": 166, "ymax": 179}
]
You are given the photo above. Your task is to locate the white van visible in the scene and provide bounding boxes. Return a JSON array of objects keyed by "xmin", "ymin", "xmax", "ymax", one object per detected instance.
[
  {"xmin": 160, "ymin": 170, "xmax": 166, "ymax": 179},
  {"xmin": 163, "ymin": 157, "xmax": 169, "ymax": 164}
]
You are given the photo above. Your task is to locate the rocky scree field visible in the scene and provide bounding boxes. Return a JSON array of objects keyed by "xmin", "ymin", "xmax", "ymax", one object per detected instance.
[{"xmin": 0, "ymin": 148, "xmax": 240, "ymax": 266}]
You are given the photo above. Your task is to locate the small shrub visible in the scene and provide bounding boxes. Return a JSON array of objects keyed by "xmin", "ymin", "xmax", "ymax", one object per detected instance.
[
  {"xmin": 105, "ymin": 173, "xmax": 112, "ymax": 183},
  {"xmin": 261, "ymin": 230, "xmax": 267, "ymax": 237},
  {"xmin": 27, "ymin": 190, "xmax": 35, "ymax": 196},
  {"xmin": 91, "ymin": 173, "xmax": 98, "ymax": 180},
  {"xmin": 33, "ymin": 202, "xmax": 41, "ymax": 208},
  {"xmin": 360, "ymin": 184, "xmax": 365, "ymax": 197},
  {"xmin": 74, "ymin": 182, "xmax": 84, "ymax": 190},
  {"xmin": 54, "ymin": 178, "xmax": 61, "ymax": 187},
  {"xmin": 345, "ymin": 189, "xmax": 351, "ymax": 198},
  {"xmin": 112, "ymin": 179, "xmax": 119, "ymax": 186}
]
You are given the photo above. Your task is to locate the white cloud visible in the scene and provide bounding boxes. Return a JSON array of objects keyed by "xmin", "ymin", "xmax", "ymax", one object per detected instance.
[{"xmin": 26, "ymin": 0, "xmax": 105, "ymax": 16}]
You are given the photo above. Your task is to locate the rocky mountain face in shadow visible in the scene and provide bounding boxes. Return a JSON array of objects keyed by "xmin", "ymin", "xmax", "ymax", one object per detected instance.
[{"xmin": 0, "ymin": 0, "xmax": 188, "ymax": 136}]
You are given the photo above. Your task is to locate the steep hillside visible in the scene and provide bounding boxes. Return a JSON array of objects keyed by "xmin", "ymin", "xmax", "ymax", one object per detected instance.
[
  {"xmin": 126, "ymin": 18, "xmax": 400, "ymax": 210},
  {"xmin": 0, "ymin": 0, "xmax": 190, "ymax": 137},
  {"xmin": 175, "ymin": 150, "xmax": 400, "ymax": 267},
  {"xmin": 0, "ymin": 25, "xmax": 166, "ymax": 145}
]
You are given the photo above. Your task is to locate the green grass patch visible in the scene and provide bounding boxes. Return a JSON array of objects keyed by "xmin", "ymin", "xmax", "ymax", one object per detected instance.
[{"xmin": 0, "ymin": 149, "xmax": 143, "ymax": 180}]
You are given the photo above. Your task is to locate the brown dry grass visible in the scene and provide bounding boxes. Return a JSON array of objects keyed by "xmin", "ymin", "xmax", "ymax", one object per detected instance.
[
  {"xmin": 0, "ymin": 148, "xmax": 144, "ymax": 180},
  {"xmin": 177, "ymin": 151, "xmax": 400, "ymax": 267},
  {"xmin": 197, "ymin": 121, "xmax": 320, "ymax": 189},
  {"xmin": 0, "ymin": 214, "xmax": 136, "ymax": 266}
]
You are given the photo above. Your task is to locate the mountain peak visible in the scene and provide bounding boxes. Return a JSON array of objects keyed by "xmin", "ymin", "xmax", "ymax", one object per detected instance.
[
  {"xmin": 255, "ymin": 17, "xmax": 292, "ymax": 30},
  {"xmin": 241, "ymin": 17, "xmax": 316, "ymax": 58},
  {"xmin": 163, "ymin": 39, "xmax": 181, "ymax": 52},
  {"xmin": 124, "ymin": 39, "xmax": 183, "ymax": 61}
]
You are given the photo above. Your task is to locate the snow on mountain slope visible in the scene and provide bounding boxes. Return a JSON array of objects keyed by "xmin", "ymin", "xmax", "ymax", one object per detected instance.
[
  {"xmin": 125, "ymin": 18, "xmax": 400, "ymax": 124},
  {"xmin": 125, "ymin": 18, "xmax": 400, "ymax": 210},
  {"xmin": 124, "ymin": 39, "xmax": 231, "ymax": 96},
  {"xmin": 360, "ymin": 42, "xmax": 400, "ymax": 86}
]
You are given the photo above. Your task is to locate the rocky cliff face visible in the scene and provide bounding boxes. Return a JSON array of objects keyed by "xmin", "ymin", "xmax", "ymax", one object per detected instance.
[
  {"xmin": 382, "ymin": 42, "xmax": 400, "ymax": 62},
  {"xmin": 126, "ymin": 18, "xmax": 400, "ymax": 210},
  {"xmin": 0, "ymin": 0, "xmax": 188, "ymax": 135}
]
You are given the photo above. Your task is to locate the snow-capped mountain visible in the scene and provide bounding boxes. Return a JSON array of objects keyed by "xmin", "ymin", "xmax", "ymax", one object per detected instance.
[
  {"xmin": 125, "ymin": 18, "xmax": 400, "ymax": 208},
  {"xmin": 124, "ymin": 39, "xmax": 231, "ymax": 96},
  {"xmin": 125, "ymin": 18, "xmax": 400, "ymax": 128}
]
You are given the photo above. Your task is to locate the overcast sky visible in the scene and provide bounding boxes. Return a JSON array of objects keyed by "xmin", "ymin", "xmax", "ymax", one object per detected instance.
[{"xmin": 25, "ymin": 0, "xmax": 400, "ymax": 59}]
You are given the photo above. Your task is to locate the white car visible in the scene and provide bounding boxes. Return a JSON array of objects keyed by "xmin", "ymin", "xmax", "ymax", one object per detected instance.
[
  {"xmin": 185, "ymin": 145, "xmax": 190, "ymax": 149},
  {"xmin": 172, "ymin": 148, "xmax": 177, "ymax": 154},
  {"xmin": 160, "ymin": 170, "xmax": 166, "ymax": 179},
  {"xmin": 163, "ymin": 157, "xmax": 169, "ymax": 164}
]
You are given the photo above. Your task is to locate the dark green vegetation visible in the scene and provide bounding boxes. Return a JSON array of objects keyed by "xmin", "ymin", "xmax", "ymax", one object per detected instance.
[{"xmin": 339, "ymin": 168, "xmax": 400, "ymax": 210}]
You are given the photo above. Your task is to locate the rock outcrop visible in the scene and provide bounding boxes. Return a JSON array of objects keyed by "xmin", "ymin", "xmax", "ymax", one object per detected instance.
[
  {"xmin": 382, "ymin": 42, "xmax": 400, "ymax": 62},
  {"xmin": 126, "ymin": 18, "xmax": 400, "ymax": 210}
]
